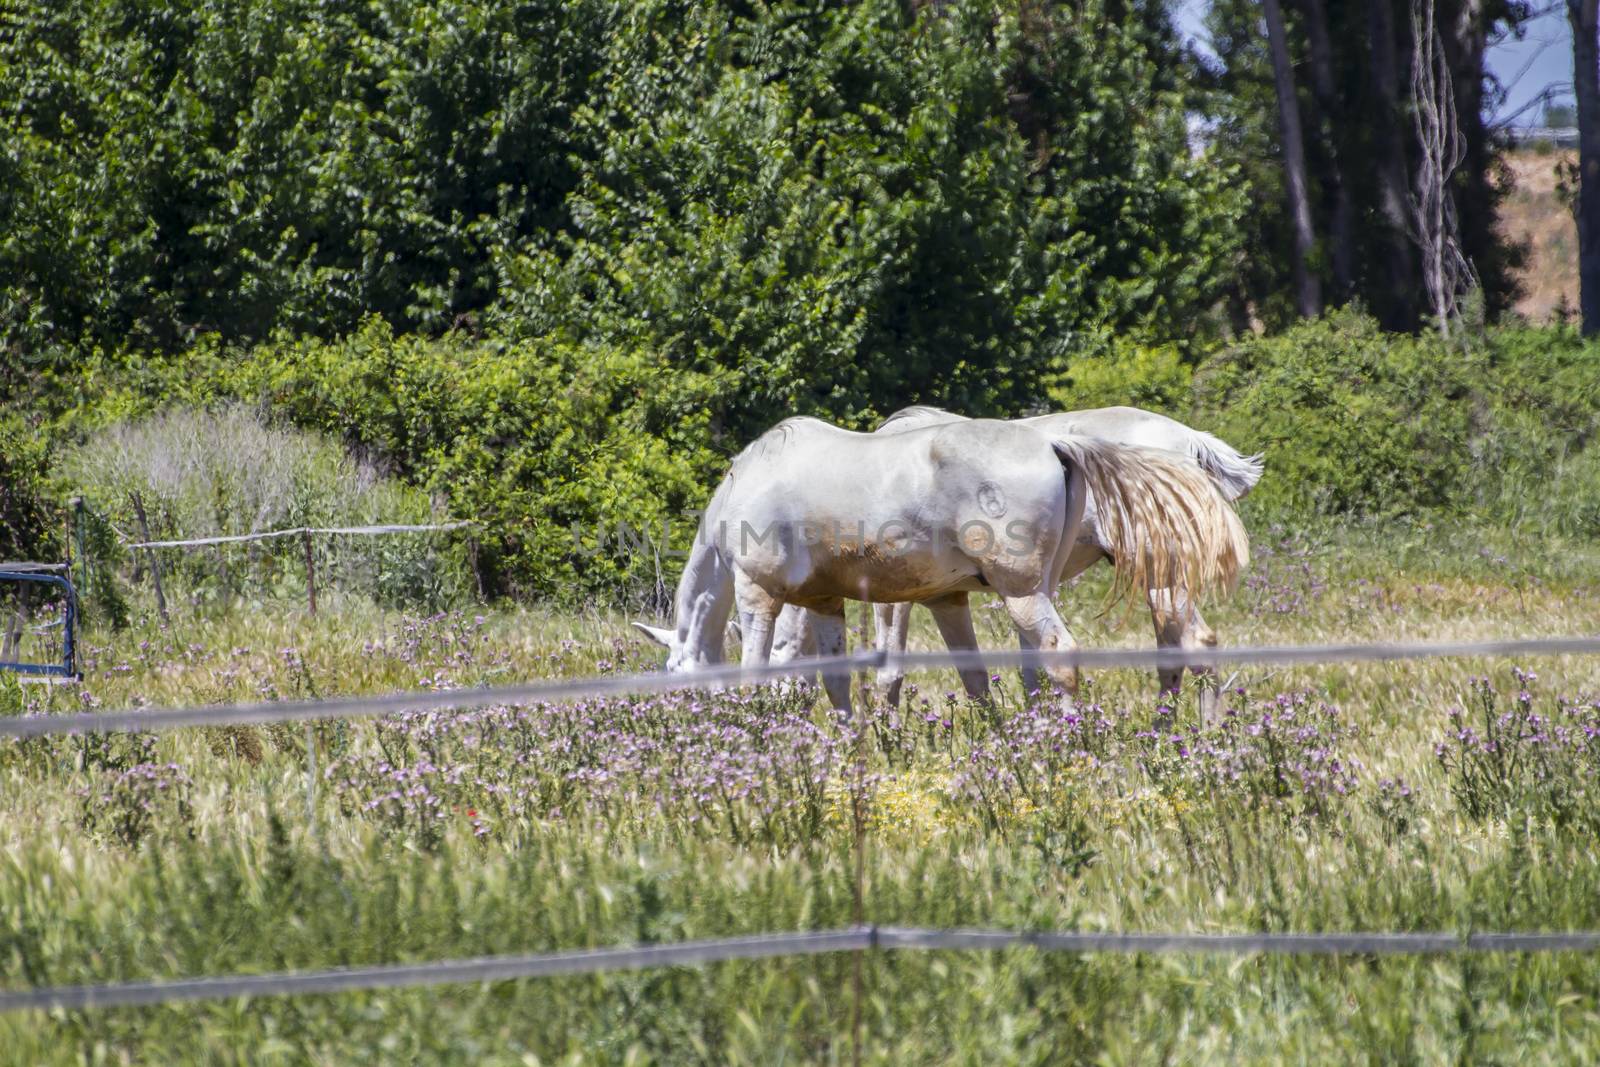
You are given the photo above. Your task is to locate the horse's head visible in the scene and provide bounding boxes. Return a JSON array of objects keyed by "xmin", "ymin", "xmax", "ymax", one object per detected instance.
[
  {"xmin": 633, "ymin": 618, "xmax": 741, "ymax": 673},
  {"xmin": 631, "ymin": 621, "xmax": 694, "ymax": 672}
]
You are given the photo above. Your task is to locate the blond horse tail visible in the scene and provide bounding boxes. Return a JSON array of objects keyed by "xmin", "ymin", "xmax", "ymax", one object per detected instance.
[{"xmin": 1049, "ymin": 435, "xmax": 1250, "ymax": 616}]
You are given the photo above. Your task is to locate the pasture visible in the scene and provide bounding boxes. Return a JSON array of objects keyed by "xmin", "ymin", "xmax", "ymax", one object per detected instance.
[{"xmin": 6, "ymin": 521, "xmax": 1600, "ymax": 1064}]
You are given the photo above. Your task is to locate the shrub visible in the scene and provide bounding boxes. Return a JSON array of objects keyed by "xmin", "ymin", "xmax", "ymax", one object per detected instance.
[
  {"xmin": 60, "ymin": 404, "xmax": 431, "ymax": 539},
  {"xmin": 1048, "ymin": 337, "xmax": 1192, "ymax": 414},
  {"xmin": 0, "ymin": 413, "xmax": 60, "ymax": 561},
  {"xmin": 1191, "ymin": 311, "xmax": 1600, "ymax": 532},
  {"xmin": 220, "ymin": 321, "xmax": 718, "ymax": 601},
  {"xmin": 1192, "ymin": 311, "xmax": 1473, "ymax": 518}
]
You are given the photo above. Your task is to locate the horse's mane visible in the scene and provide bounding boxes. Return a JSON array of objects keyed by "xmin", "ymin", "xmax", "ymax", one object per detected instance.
[
  {"xmin": 728, "ymin": 416, "xmax": 831, "ymax": 479},
  {"xmin": 878, "ymin": 404, "xmax": 960, "ymax": 431}
]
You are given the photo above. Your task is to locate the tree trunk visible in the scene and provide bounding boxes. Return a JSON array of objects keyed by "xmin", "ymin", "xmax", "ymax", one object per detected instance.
[
  {"xmin": 1367, "ymin": 0, "xmax": 1419, "ymax": 330},
  {"xmin": 1441, "ymin": 0, "xmax": 1522, "ymax": 318},
  {"xmin": 1296, "ymin": 0, "xmax": 1356, "ymax": 301},
  {"xmin": 1262, "ymin": 0, "xmax": 1323, "ymax": 317},
  {"xmin": 1572, "ymin": 0, "xmax": 1600, "ymax": 334},
  {"xmin": 1409, "ymin": 0, "xmax": 1471, "ymax": 336}
]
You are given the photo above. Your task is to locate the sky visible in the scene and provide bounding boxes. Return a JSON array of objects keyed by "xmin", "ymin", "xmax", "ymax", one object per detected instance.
[{"xmin": 1173, "ymin": 1, "xmax": 1576, "ymax": 129}]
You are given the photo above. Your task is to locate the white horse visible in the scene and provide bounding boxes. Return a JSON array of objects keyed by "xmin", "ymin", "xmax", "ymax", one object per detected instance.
[
  {"xmin": 634, "ymin": 416, "xmax": 1246, "ymax": 713},
  {"xmin": 771, "ymin": 406, "xmax": 1261, "ymax": 714}
]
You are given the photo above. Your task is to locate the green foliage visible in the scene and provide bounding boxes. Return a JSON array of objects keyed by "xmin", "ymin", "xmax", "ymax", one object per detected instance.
[
  {"xmin": 0, "ymin": 414, "xmax": 59, "ymax": 561},
  {"xmin": 1, "ymin": 0, "xmax": 1244, "ymax": 441},
  {"xmin": 221, "ymin": 320, "xmax": 717, "ymax": 600},
  {"xmin": 1198, "ymin": 0, "xmax": 1529, "ymax": 328},
  {"xmin": 0, "ymin": 0, "xmax": 605, "ymax": 355},
  {"xmin": 1194, "ymin": 311, "xmax": 1600, "ymax": 532},
  {"xmin": 496, "ymin": 0, "xmax": 1245, "ymax": 438},
  {"xmin": 1049, "ymin": 337, "xmax": 1192, "ymax": 413}
]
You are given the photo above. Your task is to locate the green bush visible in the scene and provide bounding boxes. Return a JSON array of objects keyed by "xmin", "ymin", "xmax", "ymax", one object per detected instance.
[
  {"xmin": 495, "ymin": 0, "xmax": 1245, "ymax": 439},
  {"xmin": 1048, "ymin": 337, "xmax": 1192, "ymax": 414},
  {"xmin": 0, "ymin": 413, "xmax": 60, "ymax": 561},
  {"xmin": 1192, "ymin": 311, "xmax": 1600, "ymax": 534},
  {"xmin": 1, "ymin": 0, "xmax": 1246, "ymax": 447},
  {"xmin": 47, "ymin": 311, "xmax": 1600, "ymax": 608},
  {"xmin": 220, "ymin": 321, "xmax": 718, "ymax": 601},
  {"xmin": 0, "ymin": 0, "xmax": 605, "ymax": 354}
]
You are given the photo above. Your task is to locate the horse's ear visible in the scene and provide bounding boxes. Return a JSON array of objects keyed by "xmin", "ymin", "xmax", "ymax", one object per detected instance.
[{"xmin": 631, "ymin": 622, "xmax": 675, "ymax": 648}]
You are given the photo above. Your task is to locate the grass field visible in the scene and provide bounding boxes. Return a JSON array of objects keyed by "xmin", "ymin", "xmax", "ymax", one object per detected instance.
[{"xmin": 5, "ymin": 520, "xmax": 1600, "ymax": 1064}]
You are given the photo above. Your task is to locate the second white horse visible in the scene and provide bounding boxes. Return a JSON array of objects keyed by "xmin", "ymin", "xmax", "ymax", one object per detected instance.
[
  {"xmin": 635, "ymin": 415, "xmax": 1246, "ymax": 713},
  {"xmin": 770, "ymin": 406, "xmax": 1261, "ymax": 713}
]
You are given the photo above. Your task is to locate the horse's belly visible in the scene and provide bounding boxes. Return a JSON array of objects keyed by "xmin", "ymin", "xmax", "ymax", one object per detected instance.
[{"xmin": 780, "ymin": 546, "xmax": 981, "ymax": 608}]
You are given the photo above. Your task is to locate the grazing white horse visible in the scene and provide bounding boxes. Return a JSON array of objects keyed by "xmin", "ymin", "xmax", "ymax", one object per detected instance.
[
  {"xmin": 634, "ymin": 416, "xmax": 1245, "ymax": 713},
  {"xmin": 771, "ymin": 406, "xmax": 1261, "ymax": 714}
]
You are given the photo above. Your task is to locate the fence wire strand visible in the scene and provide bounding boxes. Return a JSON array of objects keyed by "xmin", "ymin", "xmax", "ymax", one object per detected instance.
[
  {"xmin": 6, "ymin": 634, "xmax": 1600, "ymax": 739},
  {"xmin": 8, "ymin": 628, "xmax": 1600, "ymax": 1013},
  {"xmin": 6, "ymin": 926, "xmax": 1600, "ymax": 1014},
  {"xmin": 124, "ymin": 521, "xmax": 477, "ymax": 550}
]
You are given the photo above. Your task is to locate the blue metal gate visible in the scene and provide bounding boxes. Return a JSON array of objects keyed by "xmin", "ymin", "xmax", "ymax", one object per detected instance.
[{"xmin": 0, "ymin": 569, "xmax": 78, "ymax": 679}]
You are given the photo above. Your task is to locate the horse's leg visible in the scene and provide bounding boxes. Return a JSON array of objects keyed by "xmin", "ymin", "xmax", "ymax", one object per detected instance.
[
  {"xmin": 1002, "ymin": 592, "xmax": 1079, "ymax": 704},
  {"xmin": 874, "ymin": 602, "xmax": 912, "ymax": 707},
  {"xmin": 769, "ymin": 604, "xmax": 820, "ymax": 693},
  {"xmin": 770, "ymin": 605, "xmax": 815, "ymax": 663},
  {"xmin": 1043, "ymin": 543, "xmax": 1105, "ymax": 698},
  {"xmin": 1148, "ymin": 587, "xmax": 1220, "ymax": 723},
  {"xmin": 733, "ymin": 572, "xmax": 782, "ymax": 679},
  {"xmin": 808, "ymin": 600, "xmax": 852, "ymax": 712},
  {"xmin": 924, "ymin": 592, "xmax": 990, "ymax": 702}
]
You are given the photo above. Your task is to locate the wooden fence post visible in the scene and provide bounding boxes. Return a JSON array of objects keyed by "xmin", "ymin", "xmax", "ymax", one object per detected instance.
[
  {"xmin": 129, "ymin": 492, "xmax": 169, "ymax": 625},
  {"xmin": 302, "ymin": 529, "xmax": 317, "ymax": 616},
  {"xmin": 467, "ymin": 537, "xmax": 486, "ymax": 600}
]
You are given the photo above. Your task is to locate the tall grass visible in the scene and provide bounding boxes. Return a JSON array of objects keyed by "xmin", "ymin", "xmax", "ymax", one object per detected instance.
[
  {"xmin": 5, "ymin": 531, "xmax": 1600, "ymax": 1062},
  {"xmin": 58, "ymin": 405, "xmax": 473, "ymax": 616}
]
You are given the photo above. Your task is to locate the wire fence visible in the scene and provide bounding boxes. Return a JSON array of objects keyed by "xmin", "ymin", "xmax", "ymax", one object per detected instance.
[
  {"xmin": 8, "ymin": 631, "xmax": 1600, "ymax": 1018},
  {"xmin": 6, "ymin": 925, "xmax": 1600, "ymax": 1014},
  {"xmin": 6, "ymin": 633, "xmax": 1600, "ymax": 738},
  {"xmin": 122, "ymin": 521, "xmax": 478, "ymax": 550},
  {"xmin": 58, "ymin": 511, "xmax": 486, "ymax": 627}
]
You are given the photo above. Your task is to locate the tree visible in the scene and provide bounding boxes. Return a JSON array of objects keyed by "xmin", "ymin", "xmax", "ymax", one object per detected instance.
[
  {"xmin": 1409, "ymin": 0, "xmax": 1474, "ymax": 336},
  {"xmin": 1570, "ymin": 0, "xmax": 1600, "ymax": 334},
  {"xmin": 1261, "ymin": 0, "xmax": 1323, "ymax": 317},
  {"xmin": 1366, "ymin": 0, "xmax": 1421, "ymax": 330},
  {"xmin": 1201, "ymin": 0, "xmax": 1527, "ymax": 330},
  {"xmin": 1295, "ymin": 0, "xmax": 1357, "ymax": 301},
  {"xmin": 494, "ymin": 0, "xmax": 1246, "ymax": 439}
]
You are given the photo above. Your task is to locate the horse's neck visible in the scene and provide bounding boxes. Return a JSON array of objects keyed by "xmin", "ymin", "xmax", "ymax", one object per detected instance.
[{"xmin": 673, "ymin": 528, "xmax": 734, "ymax": 666}]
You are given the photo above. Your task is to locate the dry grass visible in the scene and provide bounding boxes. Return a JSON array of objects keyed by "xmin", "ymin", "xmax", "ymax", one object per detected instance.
[{"xmin": 1499, "ymin": 149, "xmax": 1580, "ymax": 322}]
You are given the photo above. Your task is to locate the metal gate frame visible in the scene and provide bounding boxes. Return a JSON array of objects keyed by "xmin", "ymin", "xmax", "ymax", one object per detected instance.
[{"xmin": 0, "ymin": 570, "xmax": 78, "ymax": 679}]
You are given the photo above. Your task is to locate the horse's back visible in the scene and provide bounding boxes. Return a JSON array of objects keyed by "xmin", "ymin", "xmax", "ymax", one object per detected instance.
[{"xmin": 716, "ymin": 417, "xmax": 1072, "ymax": 603}]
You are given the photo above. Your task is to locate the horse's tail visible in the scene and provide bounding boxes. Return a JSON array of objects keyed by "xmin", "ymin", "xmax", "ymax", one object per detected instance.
[
  {"xmin": 1182, "ymin": 428, "xmax": 1264, "ymax": 502},
  {"xmin": 1048, "ymin": 435, "xmax": 1250, "ymax": 614}
]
